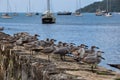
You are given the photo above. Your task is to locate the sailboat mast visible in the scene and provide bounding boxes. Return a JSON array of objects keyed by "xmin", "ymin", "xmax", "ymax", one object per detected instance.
[
  {"xmin": 79, "ymin": 0, "xmax": 81, "ymax": 13},
  {"xmin": 76, "ymin": 0, "xmax": 81, "ymax": 12},
  {"xmin": 28, "ymin": 0, "xmax": 31, "ymax": 12},
  {"xmin": 7, "ymin": 0, "xmax": 9, "ymax": 12},
  {"xmin": 6, "ymin": 0, "xmax": 11, "ymax": 13},
  {"xmin": 106, "ymin": 0, "xmax": 109, "ymax": 12},
  {"xmin": 42, "ymin": 0, "xmax": 55, "ymax": 24},
  {"xmin": 109, "ymin": 0, "xmax": 111, "ymax": 12},
  {"xmin": 76, "ymin": 0, "xmax": 78, "ymax": 10},
  {"xmin": 47, "ymin": 0, "xmax": 50, "ymax": 12}
]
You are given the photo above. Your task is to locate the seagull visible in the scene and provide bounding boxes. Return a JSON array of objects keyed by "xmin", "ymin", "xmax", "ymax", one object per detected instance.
[{"xmin": 83, "ymin": 51, "xmax": 105, "ymax": 72}]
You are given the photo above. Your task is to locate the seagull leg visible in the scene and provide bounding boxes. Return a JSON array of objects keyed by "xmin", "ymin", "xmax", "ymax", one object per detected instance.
[
  {"xmin": 60, "ymin": 54, "xmax": 63, "ymax": 61},
  {"xmin": 63, "ymin": 55, "xmax": 66, "ymax": 61},
  {"xmin": 48, "ymin": 55, "xmax": 50, "ymax": 62},
  {"xmin": 91, "ymin": 64, "xmax": 94, "ymax": 73},
  {"xmin": 94, "ymin": 63, "xmax": 97, "ymax": 69}
]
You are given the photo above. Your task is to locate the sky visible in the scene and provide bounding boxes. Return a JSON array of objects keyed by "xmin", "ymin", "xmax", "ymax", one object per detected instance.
[{"xmin": 0, "ymin": 0, "xmax": 102, "ymax": 12}]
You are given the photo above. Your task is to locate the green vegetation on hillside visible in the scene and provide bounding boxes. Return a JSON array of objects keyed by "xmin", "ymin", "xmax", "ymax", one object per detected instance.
[{"xmin": 79, "ymin": 0, "xmax": 120, "ymax": 12}]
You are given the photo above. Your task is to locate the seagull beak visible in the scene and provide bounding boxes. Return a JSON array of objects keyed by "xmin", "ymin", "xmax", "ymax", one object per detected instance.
[
  {"xmin": 85, "ymin": 45, "xmax": 88, "ymax": 49},
  {"xmin": 101, "ymin": 51, "xmax": 104, "ymax": 53},
  {"xmin": 101, "ymin": 56, "xmax": 105, "ymax": 60},
  {"xmin": 70, "ymin": 43, "xmax": 76, "ymax": 45},
  {"xmin": 85, "ymin": 45, "xmax": 88, "ymax": 48},
  {"xmin": 54, "ymin": 39, "xmax": 57, "ymax": 42},
  {"xmin": 36, "ymin": 34, "xmax": 40, "ymax": 37},
  {"xmin": 38, "ymin": 35, "xmax": 40, "ymax": 37},
  {"xmin": 96, "ymin": 47, "xmax": 99, "ymax": 49}
]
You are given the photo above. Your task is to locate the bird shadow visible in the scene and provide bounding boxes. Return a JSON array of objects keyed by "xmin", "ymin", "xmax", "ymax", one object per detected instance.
[
  {"xmin": 82, "ymin": 68, "xmax": 115, "ymax": 75},
  {"xmin": 96, "ymin": 70, "xmax": 115, "ymax": 76}
]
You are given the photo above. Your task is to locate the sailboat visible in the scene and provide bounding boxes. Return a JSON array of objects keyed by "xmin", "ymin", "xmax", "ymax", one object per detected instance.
[
  {"xmin": 105, "ymin": 0, "xmax": 112, "ymax": 17},
  {"xmin": 95, "ymin": 8, "xmax": 103, "ymax": 16},
  {"xmin": 13, "ymin": 12, "xmax": 18, "ymax": 16},
  {"xmin": 42, "ymin": 0, "xmax": 56, "ymax": 24},
  {"xmin": 75, "ymin": 0, "xmax": 82, "ymax": 16},
  {"xmin": 1, "ymin": 0, "xmax": 12, "ymax": 19},
  {"xmin": 26, "ymin": 0, "xmax": 33, "ymax": 16},
  {"xmin": 13, "ymin": 5, "xmax": 18, "ymax": 16}
]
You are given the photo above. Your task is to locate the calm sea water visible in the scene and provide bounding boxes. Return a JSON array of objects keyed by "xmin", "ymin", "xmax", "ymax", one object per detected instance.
[{"xmin": 0, "ymin": 13, "xmax": 120, "ymax": 72}]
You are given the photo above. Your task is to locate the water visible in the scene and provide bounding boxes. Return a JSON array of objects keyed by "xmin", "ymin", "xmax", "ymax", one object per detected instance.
[{"xmin": 0, "ymin": 13, "xmax": 120, "ymax": 72}]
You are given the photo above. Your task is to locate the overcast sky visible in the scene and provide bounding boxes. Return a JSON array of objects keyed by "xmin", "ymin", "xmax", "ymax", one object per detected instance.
[{"xmin": 0, "ymin": 0, "xmax": 102, "ymax": 12}]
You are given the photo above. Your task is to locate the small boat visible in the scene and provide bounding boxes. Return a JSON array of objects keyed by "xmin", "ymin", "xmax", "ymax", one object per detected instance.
[
  {"xmin": 26, "ymin": 13, "xmax": 33, "ymax": 16},
  {"xmin": 95, "ymin": 9, "xmax": 103, "ymax": 16},
  {"xmin": 42, "ymin": 11, "xmax": 55, "ymax": 24},
  {"xmin": 42, "ymin": 0, "xmax": 56, "ymax": 24},
  {"xmin": 75, "ymin": 11, "xmax": 82, "ymax": 16},
  {"xmin": 105, "ymin": 12, "xmax": 112, "ymax": 17},
  {"xmin": 35, "ymin": 13, "xmax": 39, "ymax": 15},
  {"xmin": 1, "ymin": 0, "xmax": 12, "ymax": 19},
  {"xmin": 108, "ymin": 64, "xmax": 120, "ymax": 70},
  {"xmin": 1, "ymin": 13, "xmax": 12, "ymax": 19},
  {"xmin": 13, "ymin": 13, "xmax": 18, "ymax": 16},
  {"xmin": 75, "ymin": 0, "xmax": 82, "ymax": 16},
  {"xmin": 26, "ymin": 0, "xmax": 33, "ymax": 17},
  {"xmin": 105, "ymin": 0, "xmax": 112, "ymax": 17},
  {"xmin": 13, "ymin": 4, "xmax": 18, "ymax": 16},
  {"xmin": 57, "ymin": 12, "xmax": 72, "ymax": 15}
]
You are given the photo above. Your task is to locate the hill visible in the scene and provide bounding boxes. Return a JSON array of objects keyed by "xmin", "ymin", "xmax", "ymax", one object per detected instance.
[{"xmin": 79, "ymin": 0, "xmax": 120, "ymax": 12}]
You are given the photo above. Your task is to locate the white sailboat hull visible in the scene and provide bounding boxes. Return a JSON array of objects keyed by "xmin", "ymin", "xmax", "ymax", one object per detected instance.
[
  {"xmin": 42, "ymin": 12, "xmax": 55, "ymax": 24},
  {"xmin": 105, "ymin": 13, "xmax": 112, "ymax": 17},
  {"xmin": 1, "ymin": 14, "xmax": 12, "ymax": 19},
  {"xmin": 26, "ymin": 13, "xmax": 33, "ymax": 16},
  {"xmin": 13, "ymin": 13, "xmax": 18, "ymax": 16},
  {"xmin": 42, "ymin": 0, "xmax": 56, "ymax": 24},
  {"xmin": 75, "ymin": 14, "xmax": 83, "ymax": 16}
]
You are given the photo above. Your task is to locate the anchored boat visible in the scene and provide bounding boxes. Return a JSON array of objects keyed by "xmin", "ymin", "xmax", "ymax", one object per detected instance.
[
  {"xmin": 75, "ymin": 0, "xmax": 82, "ymax": 16},
  {"xmin": 1, "ymin": 13, "xmax": 12, "ymax": 19},
  {"xmin": 57, "ymin": 11, "xmax": 72, "ymax": 15},
  {"xmin": 26, "ymin": 0, "xmax": 33, "ymax": 17},
  {"xmin": 105, "ymin": 0, "xmax": 112, "ymax": 17},
  {"xmin": 42, "ymin": 0, "xmax": 55, "ymax": 24},
  {"xmin": 1, "ymin": 0, "xmax": 12, "ymax": 19},
  {"xmin": 95, "ymin": 9, "xmax": 103, "ymax": 16}
]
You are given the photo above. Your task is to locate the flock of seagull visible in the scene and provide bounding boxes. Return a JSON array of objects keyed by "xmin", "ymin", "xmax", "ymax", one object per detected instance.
[{"xmin": 0, "ymin": 32, "xmax": 105, "ymax": 71}]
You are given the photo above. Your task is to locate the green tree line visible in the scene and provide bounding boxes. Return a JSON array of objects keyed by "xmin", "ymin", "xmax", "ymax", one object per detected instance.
[{"xmin": 79, "ymin": 0, "xmax": 120, "ymax": 12}]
